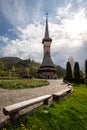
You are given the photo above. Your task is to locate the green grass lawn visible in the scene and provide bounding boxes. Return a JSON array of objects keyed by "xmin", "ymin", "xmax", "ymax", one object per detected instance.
[
  {"xmin": 1, "ymin": 84, "xmax": 87, "ymax": 130},
  {"xmin": 0, "ymin": 79, "xmax": 49, "ymax": 89}
]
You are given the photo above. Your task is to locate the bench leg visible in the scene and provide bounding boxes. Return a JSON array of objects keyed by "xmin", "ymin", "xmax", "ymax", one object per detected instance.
[
  {"xmin": 44, "ymin": 97, "xmax": 52, "ymax": 105},
  {"xmin": 9, "ymin": 112, "xmax": 19, "ymax": 120},
  {"xmin": 53, "ymin": 95, "xmax": 59, "ymax": 101}
]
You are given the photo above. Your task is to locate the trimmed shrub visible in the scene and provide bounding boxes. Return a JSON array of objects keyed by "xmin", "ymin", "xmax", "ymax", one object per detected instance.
[
  {"xmin": 85, "ymin": 60, "xmax": 87, "ymax": 78},
  {"xmin": 64, "ymin": 61, "xmax": 72, "ymax": 82},
  {"xmin": 74, "ymin": 62, "xmax": 80, "ymax": 82}
]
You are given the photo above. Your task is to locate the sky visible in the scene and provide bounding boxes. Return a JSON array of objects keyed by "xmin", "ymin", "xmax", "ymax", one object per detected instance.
[{"xmin": 0, "ymin": 0, "xmax": 87, "ymax": 68}]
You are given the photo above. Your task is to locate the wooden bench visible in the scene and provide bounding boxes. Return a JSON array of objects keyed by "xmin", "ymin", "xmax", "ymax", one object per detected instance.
[
  {"xmin": 63, "ymin": 80, "xmax": 71, "ymax": 86},
  {"xmin": 3, "ymin": 95, "xmax": 52, "ymax": 119},
  {"xmin": 52, "ymin": 87, "xmax": 72, "ymax": 101}
]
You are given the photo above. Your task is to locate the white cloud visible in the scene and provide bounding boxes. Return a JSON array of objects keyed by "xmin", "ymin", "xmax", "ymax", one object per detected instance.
[
  {"xmin": 0, "ymin": 36, "xmax": 9, "ymax": 43},
  {"xmin": 0, "ymin": 0, "xmax": 29, "ymax": 27},
  {"xmin": 77, "ymin": 0, "xmax": 83, "ymax": 2},
  {"xmin": 0, "ymin": 0, "xmax": 87, "ymax": 68},
  {"xmin": 56, "ymin": 3, "xmax": 71, "ymax": 20},
  {"xmin": 51, "ymin": 5, "xmax": 87, "ymax": 67},
  {"xmin": 0, "ymin": 0, "xmax": 43, "ymax": 27},
  {"xmin": 1, "ymin": 6, "xmax": 87, "ymax": 68},
  {"xmin": 55, "ymin": 5, "xmax": 87, "ymax": 47},
  {"xmin": 62, "ymin": 8, "xmax": 87, "ymax": 36},
  {"xmin": 0, "ymin": 23, "xmax": 44, "ymax": 62}
]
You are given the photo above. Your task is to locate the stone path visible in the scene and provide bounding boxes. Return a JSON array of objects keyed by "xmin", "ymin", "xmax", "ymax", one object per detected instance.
[{"xmin": 0, "ymin": 79, "xmax": 69, "ymax": 123}]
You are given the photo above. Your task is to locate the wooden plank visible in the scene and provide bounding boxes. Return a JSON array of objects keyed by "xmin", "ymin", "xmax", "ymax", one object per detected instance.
[
  {"xmin": 3, "ymin": 95, "xmax": 52, "ymax": 115},
  {"xmin": 52, "ymin": 87, "xmax": 72, "ymax": 101},
  {"xmin": 53, "ymin": 88, "xmax": 72, "ymax": 96}
]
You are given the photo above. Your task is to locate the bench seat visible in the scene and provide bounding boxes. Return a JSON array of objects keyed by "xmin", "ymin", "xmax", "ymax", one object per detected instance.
[
  {"xmin": 53, "ymin": 87, "xmax": 72, "ymax": 101},
  {"xmin": 3, "ymin": 95, "xmax": 52, "ymax": 117}
]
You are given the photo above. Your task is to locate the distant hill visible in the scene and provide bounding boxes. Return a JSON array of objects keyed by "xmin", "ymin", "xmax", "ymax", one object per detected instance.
[
  {"xmin": 0, "ymin": 57, "xmax": 40, "ymax": 68},
  {"xmin": 16, "ymin": 59, "xmax": 31, "ymax": 67},
  {"xmin": 0, "ymin": 57, "xmax": 22, "ymax": 64},
  {"xmin": 0, "ymin": 57, "xmax": 22, "ymax": 70},
  {"xmin": 0, "ymin": 57, "xmax": 65, "ymax": 78}
]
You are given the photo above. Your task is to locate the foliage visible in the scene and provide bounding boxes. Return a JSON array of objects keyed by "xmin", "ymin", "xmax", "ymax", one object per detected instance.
[
  {"xmin": 74, "ymin": 62, "xmax": 80, "ymax": 82},
  {"xmin": 64, "ymin": 61, "xmax": 72, "ymax": 82},
  {"xmin": 0, "ymin": 57, "xmax": 65, "ymax": 79},
  {"xmin": 0, "ymin": 57, "xmax": 21, "ymax": 70},
  {"xmin": 0, "ymin": 61, "xmax": 4, "ymax": 70},
  {"xmin": 0, "ymin": 70, "xmax": 7, "ymax": 77},
  {"xmin": 0, "ymin": 57, "xmax": 40, "ymax": 78},
  {"xmin": 85, "ymin": 60, "xmax": 87, "ymax": 78},
  {"xmin": 1, "ymin": 84, "xmax": 87, "ymax": 130},
  {"xmin": 80, "ymin": 70, "xmax": 84, "ymax": 79},
  {"xmin": 0, "ymin": 79, "xmax": 49, "ymax": 90},
  {"xmin": 64, "ymin": 61, "xmax": 85, "ymax": 84},
  {"xmin": 56, "ymin": 65, "xmax": 65, "ymax": 78}
]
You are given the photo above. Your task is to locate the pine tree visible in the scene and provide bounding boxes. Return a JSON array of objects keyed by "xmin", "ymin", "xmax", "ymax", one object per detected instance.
[
  {"xmin": 74, "ymin": 62, "xmax": 80, "ymax": 82},
  {"xmin": 85, "ymin": 60, "xmax": 87, "ymax": 78},
  {"xmin": 64, "ymin": 61, "xmax": 72, "ymax": 82}
]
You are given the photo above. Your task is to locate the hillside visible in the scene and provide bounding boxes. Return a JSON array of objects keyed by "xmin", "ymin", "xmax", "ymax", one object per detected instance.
[
  {"xmin": 56, "ymin": 65, "xmax": 66, "ymax": 78},
  {"xmin": 0, "ymin": 57, "xmax": 22, "ymax": 65},
  {"xmin": 0, "ymin": 57, "xmax": 65, "ymax": 78}
]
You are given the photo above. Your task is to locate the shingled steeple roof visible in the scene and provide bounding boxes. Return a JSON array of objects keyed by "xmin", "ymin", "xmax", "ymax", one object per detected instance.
[
  {"xmin": 42, "ymin": 13, "xmax": 52, "ymax": 43},
  {"xmin": 40, "ymin": 53, "xmax": 55, "ymax": 67}
]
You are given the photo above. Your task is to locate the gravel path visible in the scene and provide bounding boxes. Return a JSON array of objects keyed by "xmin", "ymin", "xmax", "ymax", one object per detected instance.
[{"xmin": 0, "ymin": 79, "xmax": 68, "ymax": 123}]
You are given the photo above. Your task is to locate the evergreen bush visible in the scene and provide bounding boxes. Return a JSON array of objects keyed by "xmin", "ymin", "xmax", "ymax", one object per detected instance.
[
  {"xmin": 64, "ymin": 61, "xmax": 72, "ymax": 82},
  {"xmin": 74, "ymin": 62, "xmax": 80, "ymax": 82},
  {"xmin": 85, "ymin": 60, "xmax": 87, "ymax": 78}
]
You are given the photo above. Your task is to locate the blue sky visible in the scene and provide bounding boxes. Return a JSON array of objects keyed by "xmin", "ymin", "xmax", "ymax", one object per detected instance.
[{"xmin": 0, "ymin": 0, "xmax": 87, "ymax": 68}]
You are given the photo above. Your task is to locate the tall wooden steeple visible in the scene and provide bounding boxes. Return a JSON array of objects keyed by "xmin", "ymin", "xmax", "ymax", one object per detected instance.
[
  {"xmin": 42, "ymin": 13, "xmax": 52, "ymax": 43},
  {"xmin": 38, "ymin": 14, "xmax": 56, "ymax": 79}
]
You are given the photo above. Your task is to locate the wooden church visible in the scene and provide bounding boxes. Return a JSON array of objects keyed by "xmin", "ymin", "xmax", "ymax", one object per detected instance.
[{"xmin": 38, "ymin": 14, "xmax": 56, "ymax": 79}]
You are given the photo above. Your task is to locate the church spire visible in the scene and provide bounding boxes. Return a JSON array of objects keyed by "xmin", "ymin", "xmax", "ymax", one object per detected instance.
[
  {"xmin": 42, "ymin": 13, "xmax": 52, "ymax": 43},
  {"xmin": 45, "ymin": 13, "xmax": 49, "ymax": 38},
  {"xmin": 38, "ymin": 14, "xmax": 56, "ymax": 79}
]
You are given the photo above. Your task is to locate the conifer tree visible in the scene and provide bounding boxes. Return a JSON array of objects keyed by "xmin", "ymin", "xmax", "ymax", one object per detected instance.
[
  {"xmin": 64, "ymin": 61, "xmax": 72, "ymax": 81},
  {"xmin": 85, "ymin": 60, "xmax": 87, "ymax": 78},
  {"xmin": 74, "ymin": 62, "xmax": 80, "ymax": 82}
]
